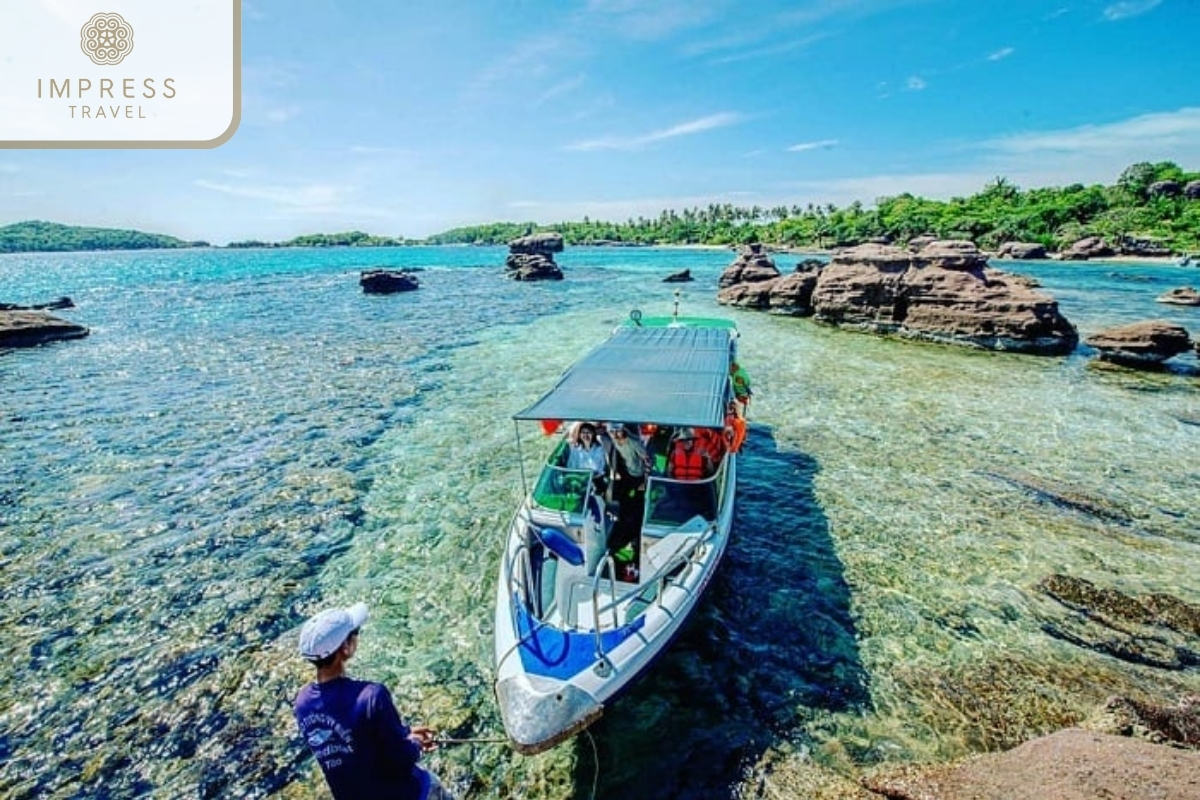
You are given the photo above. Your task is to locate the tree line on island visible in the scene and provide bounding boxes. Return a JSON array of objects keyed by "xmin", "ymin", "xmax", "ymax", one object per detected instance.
[{"xmin": 2, "ymin": 161, "xmax": 1197, "ymax": 255}]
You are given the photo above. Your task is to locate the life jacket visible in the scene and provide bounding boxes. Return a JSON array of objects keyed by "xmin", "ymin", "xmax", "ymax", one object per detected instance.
[
  {"xmin": 724, "ymin": 415, "xmax": 746, "ymax": 453},
  {"xmin": 669, "ymin": 443, "xmax": 706, "ymax": 480},
  {"xmin": 697, "ymin": 427, "xmax": 726, "ymax": 462}
]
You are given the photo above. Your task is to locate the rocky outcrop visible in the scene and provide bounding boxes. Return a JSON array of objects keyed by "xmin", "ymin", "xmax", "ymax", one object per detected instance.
[
  {"xmin": 663, "ymin": 268, "xmax": 693, "ymax": 283},
  {"xmin": 1149, "ymin": 180, "xmax": 1183, "ymax": 198},
  {"xmin": 1118, "ymin": 235, "xmax": 1173, "ymax": 258},
  {"xmin": 1185, "ymin": 180, "xmax": 1200, "ymax": 200},
  {"xmin": 906, "ymin": 235, "xmax": 938, "ymax": 252},
  {"xmin": 359, "ymin": 268, "xmax": 419, "ymax": 294},
  {"xmin": 0, "ymin": 297, "xmax": 75, "ymax": 311},
  {"xmin": 1084, "ymin": 320, "xmax": 1192, "ymax": 367},
  {"xmin": 997, "ymin": 241, "xmax": 1048, "ymax": 259},
  {"xmin": 505, "ymin": 232, "xmax": 564, "ymax": 281},
  {"xmin": 0, "ymin": 309, "xmax": 89, "ymax": 347},
  {"xmin": 718, "ymin": 241, "xmax": 1078, "ymax": 355},
  {"xmin": 1157, "ymin": 287, "xmax": 1200, "ymax": 306},
  {"xmin": 1060, "ymin": 236, "xmax": 1116, "ymax": 260}
]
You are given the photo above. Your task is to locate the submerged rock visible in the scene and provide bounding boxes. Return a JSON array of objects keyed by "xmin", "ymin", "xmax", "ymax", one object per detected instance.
[
  {"xmin": 1157, "ymin": 287, "xmax": 1200, "ymax": 306},
  {"xmin": 1036, "ymin": 574, "xmax": 1200, "ymax": 670},
  {"xmin": 662, "ymin": 268, "xmax": 693, "ymax": 283}
]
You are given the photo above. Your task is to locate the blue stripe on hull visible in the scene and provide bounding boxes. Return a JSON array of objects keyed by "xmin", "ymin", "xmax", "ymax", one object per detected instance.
[{"xmin": 514, "ymin": 598, "xmax": 646, "ymax": 680}]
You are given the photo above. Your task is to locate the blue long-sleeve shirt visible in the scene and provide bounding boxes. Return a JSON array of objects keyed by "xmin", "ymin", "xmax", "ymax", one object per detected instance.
[{"xmin": 294, "ymin": 676, "xmax": 428, "ymax": 800}]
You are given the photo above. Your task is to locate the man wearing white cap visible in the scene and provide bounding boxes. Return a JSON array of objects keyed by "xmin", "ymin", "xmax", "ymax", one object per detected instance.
[{"xmin": 293, "ymin": 602, "xmax": 452, "ymax": 799}]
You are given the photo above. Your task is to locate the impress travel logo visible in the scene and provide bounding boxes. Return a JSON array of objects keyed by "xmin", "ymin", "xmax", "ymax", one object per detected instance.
[{"xmin": 1, "ymin": 2, "xmax": 241, "ymax": 148}]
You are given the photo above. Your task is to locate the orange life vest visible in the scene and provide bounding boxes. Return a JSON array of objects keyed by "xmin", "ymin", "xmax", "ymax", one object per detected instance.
[{"xmin": 669, "ymin": 443, "xmax": 706, "ymax": 480}]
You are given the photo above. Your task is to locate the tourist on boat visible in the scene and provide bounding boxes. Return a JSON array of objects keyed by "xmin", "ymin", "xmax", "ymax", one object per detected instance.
[
  {"xmin": 668, "ymin": 428, "xmax": 714, "ymax": 480},
  {"xmin": 724, "ymin": 401, "xmax": 747, "ymax": 453},
  {"xmin": 294, "ymin": 602, "xmax": 453, "ymax": 800},
  {"xmin": 609, "ymin": 423, "xmax": 651, "ymax": 489},
  {"xmin": 730, "ymin": 361, "xmax": 752, "ymax": 415},
  {"xmin": 566, "ymin": 422, "xmax": 608, "ymax": 476}
]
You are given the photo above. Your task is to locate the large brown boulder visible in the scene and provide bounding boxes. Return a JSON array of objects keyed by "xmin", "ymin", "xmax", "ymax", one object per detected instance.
[
  {"xmin": 997, "ymin": 241, "xmax": 1048, "ymax": 259},
  {"xmin": 716, "ymin": 243, "xmax": 781, "ymax": 289},
  {"xmin": 807, "ymin": 242, "xmax": 1077, "ymax": 354},
  {"xmin": 862, "ymin": 728, "xmax": 1200, "ymax": 800},
  {"xmin": 1084, "ymin": 320, "xmax": 1192, "ymax": 367},
  {"xmin": 0, "ymin": 309, "xmax": 89, "ymax": 347},
  {"xmin": 1060, "ymin": 236, "xmax": 1115, "ymax": 261},
  {"xmin": 716, "ymin": 241, "xmax": 1077, "ymax": 354}
]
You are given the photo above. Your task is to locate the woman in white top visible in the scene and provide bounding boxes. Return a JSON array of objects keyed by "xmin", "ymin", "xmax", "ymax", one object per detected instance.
[{"xmin": 567, "ymin": 422, "xmax": 608, "ymax": 475}]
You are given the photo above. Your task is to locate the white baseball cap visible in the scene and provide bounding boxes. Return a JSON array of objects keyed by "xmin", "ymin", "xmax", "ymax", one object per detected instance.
[{"xmin": 298, "ymin": 602, "xmax": 369, "ymax": 661}]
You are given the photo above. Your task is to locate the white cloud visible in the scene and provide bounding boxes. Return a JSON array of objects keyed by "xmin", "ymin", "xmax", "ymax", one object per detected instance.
[
  {"xmin": 535, "ymin": 75, "xmax": 586, "ymax": 107},
  {"xmin": 906, "ymin": 76, "xmax": 926, "ymax": 91},
  {"xmin": 195, "ymin": 179, "xmax": 350, "ymax": 210},
  {"xmin": 565, "ymin": 112, "xmax": 745, "ymax": 151},
  {"xmin": 987, "ymin": 47, "xmax": 1014, "ymax": 61},
  {"xmin": 786, "ymin": 138, "xmax": 838, "ymax": 152},
  {"xmin": 1103, "ymin": 0, "xmax": 1162, "ymax": 21},
  {"xmin": 980, "ymin": 107, "xmax": 1200, "ymax": 156}
]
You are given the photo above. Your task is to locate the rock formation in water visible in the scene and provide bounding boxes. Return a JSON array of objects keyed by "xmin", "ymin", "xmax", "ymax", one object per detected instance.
[
  {"xmin": 0, "ymin": 304, "xmax": 89, "ymax": 347},
  {"xmin": 1157, "ymin": 287, "xmax": 1200, "ymax": 306},
  {"xmin": 360, "ymin": 268, "xmax": 419, "ymax": 294},
  {"xmin": 1084, "ymin": 320, "xmax": 1193, "ymax": 368},
  {"xmin": 717, "ymin": 241, "xmax": 1079, "ymax": 355},
  {"xmin": 505, "ymin": 232, "xmax": 564, "ymax": 281},
  {"xmin": 996, "ymin": 241, "xmax": 1048, "ymax": 259}
]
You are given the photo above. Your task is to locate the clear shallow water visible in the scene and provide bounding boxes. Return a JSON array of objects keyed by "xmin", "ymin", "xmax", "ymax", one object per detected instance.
[{"xmin": 1, "ymin": 247, "xmax": 1198, "ymax": 798}]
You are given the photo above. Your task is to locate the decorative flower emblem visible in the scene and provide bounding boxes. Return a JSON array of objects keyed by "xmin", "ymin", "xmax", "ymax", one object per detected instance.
[{"xmin": 80, "ymin": 12, "xmax": 134, "ymax": 66}]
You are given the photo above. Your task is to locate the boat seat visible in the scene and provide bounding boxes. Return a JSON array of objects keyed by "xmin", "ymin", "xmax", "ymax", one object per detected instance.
[{"xmin": 534, "ymin": 526, "xmax": 584, "ymax": 566}]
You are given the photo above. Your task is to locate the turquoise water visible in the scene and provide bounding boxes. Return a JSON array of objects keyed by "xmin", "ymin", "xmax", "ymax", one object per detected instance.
[{"xmin": 2, "ymin": 247, "xmax": 1198, "ymax": 798}]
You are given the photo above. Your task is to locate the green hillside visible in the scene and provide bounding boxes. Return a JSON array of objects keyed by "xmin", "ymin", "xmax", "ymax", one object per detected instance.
[{"xmin": 0, "ymin": 221, "xmax": 204, "ymax": 253}]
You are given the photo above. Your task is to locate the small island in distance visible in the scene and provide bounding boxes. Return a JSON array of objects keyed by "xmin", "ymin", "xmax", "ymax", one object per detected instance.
[{"xmin": 2, "ymin": 160, "xmax": 1198, "ymax": 256}]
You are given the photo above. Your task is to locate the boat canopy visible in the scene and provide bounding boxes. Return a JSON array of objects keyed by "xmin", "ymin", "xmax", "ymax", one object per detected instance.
[{"xmin": 514, "ymin": 325, "xmax": 735, "ymax": 429}]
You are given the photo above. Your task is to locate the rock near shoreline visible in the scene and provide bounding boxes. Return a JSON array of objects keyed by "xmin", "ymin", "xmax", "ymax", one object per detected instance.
[{"xmin": 0, "ymin": 307, "xmax": 89, "ymax": 348}]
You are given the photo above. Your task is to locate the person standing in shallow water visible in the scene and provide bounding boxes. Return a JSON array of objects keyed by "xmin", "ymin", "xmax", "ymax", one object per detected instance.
[{"xmin": 293, "ymin": 602, "xmax": 453, "ymax": 800}]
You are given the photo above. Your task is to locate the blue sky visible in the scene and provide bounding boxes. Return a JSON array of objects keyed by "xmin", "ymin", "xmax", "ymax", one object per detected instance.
[{"xmin": 2, "ymin": 0, "xmax": 1198, "ymax": 243}]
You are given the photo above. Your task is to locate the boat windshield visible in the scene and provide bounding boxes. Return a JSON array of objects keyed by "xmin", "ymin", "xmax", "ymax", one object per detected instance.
[
  {"xmin": 531, "ymin": 465, "xmax": 593, "ymax": 513},
  {"xmin": 645, "ymin": 474, "xmax": 718, "ymax": 526}
]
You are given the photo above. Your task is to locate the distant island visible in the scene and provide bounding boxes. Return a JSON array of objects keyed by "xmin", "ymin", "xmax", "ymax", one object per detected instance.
[
  {"xmin": 2, "ymin": 161, "xmax": 1197, "ymax": 255},
  {"xmin": 0, "ymin": 220, "xmax": 205, "ymax": 253}
]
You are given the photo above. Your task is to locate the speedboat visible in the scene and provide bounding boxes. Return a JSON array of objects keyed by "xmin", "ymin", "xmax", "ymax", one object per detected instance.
[{"xmin": 493, "ymin": 309, "xmax": 743, "ymax": 753}]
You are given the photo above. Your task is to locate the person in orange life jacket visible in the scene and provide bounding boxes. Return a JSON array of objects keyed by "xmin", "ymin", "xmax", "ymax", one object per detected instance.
[
  {"xmin": 724, "ymin": 400, "xmax": 747, "ymax": 453},
  {"xmin": 668, "ymin": 428, "xmax": 713, "ymax": 479},
  {"xmin": 293, "ymin": 603, "xmax": 453, "ymax": 800},
  {"xmin": 696, "ymin": 426, "xmax": 726, "ymax": 465}
]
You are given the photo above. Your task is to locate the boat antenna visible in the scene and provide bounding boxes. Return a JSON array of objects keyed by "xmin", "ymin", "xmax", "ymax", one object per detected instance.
[{"xmin": 672, "ymin": 289, "xmax": 681, "ymax": 322}]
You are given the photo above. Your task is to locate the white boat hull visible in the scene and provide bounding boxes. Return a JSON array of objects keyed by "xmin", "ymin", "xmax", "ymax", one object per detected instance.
[{"xmin": 494, "ymin": 458, "xmax": 736, "ymax": 753}]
